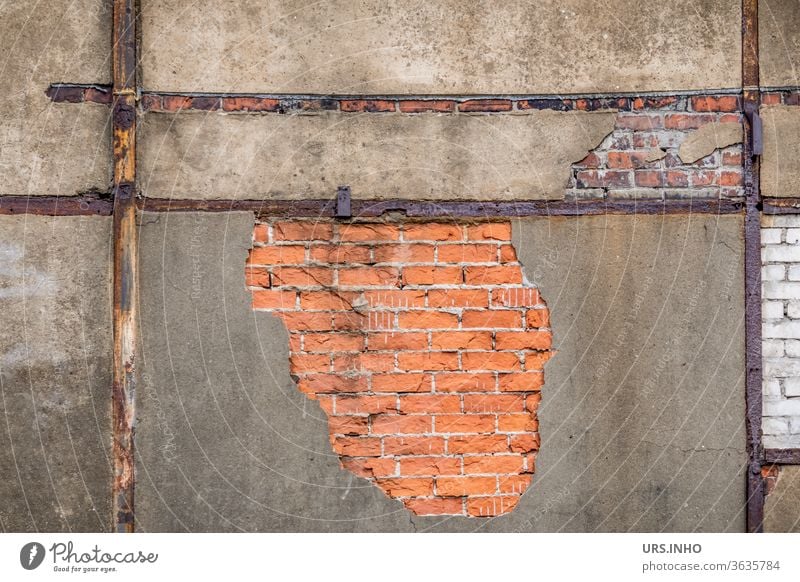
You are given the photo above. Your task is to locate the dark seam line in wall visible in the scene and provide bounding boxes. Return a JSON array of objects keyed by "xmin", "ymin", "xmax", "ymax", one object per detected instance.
[
  {"xmin": 764, "ymin": 449, "xmax": 800, "ymax": 465},
  {"xmin": 763, "ymin": 198, "xmax": 800, "ymax": 213},
  {"xmin": 742, "ymin": 0, "xmax": 765, "ymax": 534},
  {"xmin": 0, "ymin": 195, "xmax": 113, "ymax": 216},
  {"xmin": 135, "ymin": 198, "xmax": 744, "ymax": 217}
]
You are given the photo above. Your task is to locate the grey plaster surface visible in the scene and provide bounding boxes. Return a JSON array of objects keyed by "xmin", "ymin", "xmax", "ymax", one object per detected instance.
[{"xmin": 0, "ymin": 216, "xmax": 112, "ymax": 532}]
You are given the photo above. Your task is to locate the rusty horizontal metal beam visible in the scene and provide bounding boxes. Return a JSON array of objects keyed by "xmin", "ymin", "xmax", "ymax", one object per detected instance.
[
  {"xmin": 0, "ymin": 194, "xmax": 113, "ymax": 216},
  {"xmin": 764, "ymin": 449, "xmax": 800, "ymax": 465},
  {"xmin": 763, "ymin": 198, "xmax": 800, "ymax": 213},
  {"xmin": 136, "ymin": 197, "xmax": 744, "ymax": 218}
]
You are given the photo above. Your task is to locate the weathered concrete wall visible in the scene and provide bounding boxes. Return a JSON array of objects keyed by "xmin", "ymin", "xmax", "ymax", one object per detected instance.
[
  {"xmin": 137, "ymin": 212, "xmax": 745, "ymax": 532},
  {"xmin": 141, "ymin": 0, "xmax": 741, "ymax": 94},
  {"xmin": 0, "ymin": 216, "xmax": 112, "ymax": 532},
  {"xmin": 760, "ymin": 0, "xmax": 800, "ymax": 88},
  {"xmin": 762, "ymin": 106, "xmax": 800, "ymax": 197},
  {"xmin": 764, "ymin": 466, "xmax": 800, "ymax": 532},
  {"xmin": 0, "ymin": 2, "xmax": 111, "ymax": 195},
  {"xmin": 139, "ymin": 111, "xmax": 615, "ymax": 200}
]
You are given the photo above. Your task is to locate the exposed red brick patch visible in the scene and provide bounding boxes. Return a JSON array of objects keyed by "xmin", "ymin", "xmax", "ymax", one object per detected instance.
[{"xmin": 247, "ymin": 220, "xmax": 552, "ymax": 517}]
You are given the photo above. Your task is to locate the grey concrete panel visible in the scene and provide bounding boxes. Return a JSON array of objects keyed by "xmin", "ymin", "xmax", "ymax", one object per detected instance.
[
  {"xmin": 764, "ymin": 466, "xmax": 800, "ymax": 532},
  {"xmin": 760, "ymin": 0, "xmax": 800, "ymax": 88},
  {"xmin": 138, "ymin": 110, "xmax": 615, "ymax": 201},
  {"xmin": 0, "ymin": 2, "xmax": 111, "ymax": 195},
  {"xmin": 141, "ymin": 0, "xmax": 741, "ymax": 94},
  {"xmin": 137, "ymin": 213, "xmax": 746, "ymax": 532},
  {"xmin": 762, "ymin": 106, "xmax": 800, "ymax": 197},
  {"xmin": 0, "ymin": 216, "xmax": 112, "ymax": 532}
]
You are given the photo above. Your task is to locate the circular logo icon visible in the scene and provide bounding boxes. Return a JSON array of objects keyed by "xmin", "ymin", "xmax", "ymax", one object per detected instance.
[{"xmin": 20, "ymin": 542, "xmax": 45, "ymax": 570}]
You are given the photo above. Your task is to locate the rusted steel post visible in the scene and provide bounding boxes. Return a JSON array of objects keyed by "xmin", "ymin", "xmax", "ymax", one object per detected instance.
[
  {"xmin": 742, "ymin": 0, "xmax": 764, "ymax": 534},
  {"xmin": 111, "ymin": 0, "xmax": 137, "ymax": 533}
]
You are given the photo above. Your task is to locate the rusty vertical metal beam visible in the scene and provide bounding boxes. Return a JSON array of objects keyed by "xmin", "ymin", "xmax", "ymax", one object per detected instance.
[
  {"xmin": 111, "ymin": 0, "xmax": 138, "ymax": 533},
  {"xmin": 742, "ymin": 0, "xmax": 764, "ymax": 534}
]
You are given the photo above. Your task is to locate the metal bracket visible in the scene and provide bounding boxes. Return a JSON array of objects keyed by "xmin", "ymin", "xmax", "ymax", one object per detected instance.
[
  {"xmin": 335, "ymin": 186, "xmax": 352, "ymax": 219},
  {"xmin": 745, "ymin": 106, "xmax": 763, "ymax": 156}
]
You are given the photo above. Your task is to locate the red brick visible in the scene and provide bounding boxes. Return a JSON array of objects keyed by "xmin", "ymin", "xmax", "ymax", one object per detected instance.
[
  {"xmin": 303, "ymin": 333, "xmax": 364, "ymax": 352},
  {"xmin": 189, "ymin": 96, "xmax": 220, "ymax": 110},
  {"xmin": 251, "ymin": 289, "xmax": 295, "ymax": 309},
  {"xmin": 309, "ymin": 244, "xmax": 372, "ymax": 264},
  {"xmin": 333, "ymin": 352, "xmax": 395, "ymax": 373},
  {"xmin": 428, "ymin": 289, "xmax": 488, "ymax": 308},
  {"xmin": 722, "ymin": 151, "xmax": 742, "ymax": 166},
  {"xmin": 253, "ymin": 224, "xmax": 269, "ymax": 243},
  {"xmin": 384, "ymin": 436, "xmax": 446, "ymax": 455},
  {"xmin": 463, "ymin": 394, "xmax": 525, "ymax": 413},
  {"xmin": 525, "ymin": 309, "xmax": 549, "ymax": 328},
  {"xmin": 335, "ymin": 395, "xmax": 397, "ymax": 415},
  {"xmin": 161, "ymin": 95, "xmax": 192, "ymax": 111},
  {"xmin": 340, "ymin": 457, "xmax": 396, "ymax": 478},
  {"xmin": 248, "ymin": 245, "xmax": 305, "ymax": 265},
  {"xmin": 614, "ymin": 115, "xmax": 663, "ymax": 130},
  {"xmin": 466, "ymin": 223, "xmax": 512, "ymax": 241},
  {"xmin": 497, "ymin": 372, "xmax": 545, "ymax": 392},
  {"xmin": 340, "ymin": 99, "xmax": 396, "ymax": 112},
  {"xmin": 491, "ymin": 288, "xmax": 540, "ymax": 307},
  {"xmin": 719, "ymin": 170, "xmax": 743, "ymax": 186},
  {"xmin": 368, "ymin": 332, "xmax": 428, "ymax": 351},
  {"xmin": 761, "ymin": 93, "xmax": 781, "ymax": 106},
  {"xmin": 435, "ymin": 414, "xmax": 495, "ymax": 433},
  {"xmin": 331, "ymin": 311, "xmax": 367, "ymax": 331},
  {"xmin": 402, "ymin": 266, "xmax": 462, "ymax": 285},
  {"xmin": 373, "ymin": 244, "xmax": 435, "ymax": 263},
  {"xmin": 691, "ymin": 95, "xmax": 739, "ymax": 112},
  {"xmin": 690, "ymin": 170, "xmax": 717, "ymax": 186},
  {"xmin": 603, "ymin": 170, "xmax": 632, "ymax": 188},
  {"xmin": 404, "ymin": 223, "xmax": 463, "ymax": 241},
  {"xmin": 399, "ymin": 456, "xmax": 461, "ymax": 476},
  {"xmin": 402, "ymin": 497, "xmax": 463, "ymax": 515},
  {"xmin": 634, "ymin": 170, "xmax": 664, "ymax": 188},
  {"xmin": 462, "ymin": 309, "xmax": 522, "ymax": 329},
  {"xmin": 664, "ymin": 113, "xmax": 714, "ymax": 129},
  {"xmin": 372, "ymin": 373, "xmax": 433, "ymax": 393},
  {"xmin": 448, "ymin": 435, "xmax": 508, "ymax": 454},
  {"xmin": 467, "ymin": 495, "xmax": 519, "ymax": 516},
  {"xmin": 397, "ymin": 352, "xmax": 460, "ymax": 372},
  {"xmin": 437, "ymin": 476, "xmax": 497, "ymax": 496},
  {"xmin": 222, "ymin": 97, "xmax": 280, "ymax": 112},
  {"xmin": 139, "ymin": 94, "xmax": 161, "ymax": 111},
  {"xmin": 289, "ymin": 353, "xmax": 330, "ymax": 374},
  {"xmin": 665, "ymin": 170, "xmax": 689, "ymax": 188},
  {"xmin": 437, "ymin": 244, "xmax": 498, "ymax": 263},
  {"xmin": 328, "ymin": 415, "xmax": 370, "ymax": 435},
  {"xmin": 525, "ymin": 393, "xmax": 542, "ymax": 413},
  {"xmin": 338, "ymin": 224, "xmax": 400, "ymax": 242},
  {"xmin": 464, "ymin": 265, "xmax": 522, "ymax": 285},
  {"xmin": 431, "ymin": 331, "xmax": 492, "ymax": 350},
  {"xmin": 575, "ymin": 152, "xmax": 602, "ymax": 168},
  {"xmin": 463, "ymin": 455, "xmax": 524, "ymax": 474},
  {"xmin": 499, "ymin": 245, "xmax": 517, "ymax": 263},
  {"xmin": 278, "ymin": 312, "xmax": 333, "ymax": 331},
  {"xmin": 498, "ymin": 414, "xmax": 538, "ymax": 432},
  {"xmin": 299, "ymin": 291, "xmax": 356, "ymax": 310},
  {"xmin": 245, "ymin": 267, "xmax": 270, "ymax": 287},
  {"xmin": 499, "ymin": 474, "xmax": 532, "ymax": 494},
  {"xmin": 333, "ymin": 437, "xmax": 381, "ymax": 456},
  {"xmin": 495, "ymin": 331, "xmax": 551, "ymax": 350},
  {"xmin": 271, "ymin": 267, "xmax": 333, "ymax": 287},
  {"xmin": 576, "ymin": 170, "xmax": 602, "ymax": 188},
  {"xmin": 273, "ymin": 222, "xmax": 333, "ymax": 241},
  {"xmin": 297, "ymin": 374, "xmax": 367, "ymax": 394},
  {"xmin": 607, "ymin": 151, "xmax": 652, "ymax": 169},
  {"xmin": 363, "ymin": 290, "xmax": 426, "ymax": 308},
  {"xmin": 399, "ymin": 394, "xmax": 461, "ymax": 414},
  {"xmin": 435, "ymin": 373, "xmax": 496, "ymax": 392},
  {"xmin": 399, "ymin": 100, "xmax": 456, "ymax": 113},
  {"xmin": 375, "ymin": 478, "xmax": 433, "ymax": 497},
  {"xmin": 509, "ymin": 433, "xmax": 540, "ymax": 453},
  {"xmin": 371, "ymin": 414, "xmax": 432, "ymax": 434},
  {"xmin": 338, "ymin": 267, "xmax": 401, "ymax": 287},
  {"xmin": 458, "ymin": 99, "xmax": 512, "ymax": 112},
  {"xmin": 461, "ymin": 351, "xmax": 521, "ymax": 372}
]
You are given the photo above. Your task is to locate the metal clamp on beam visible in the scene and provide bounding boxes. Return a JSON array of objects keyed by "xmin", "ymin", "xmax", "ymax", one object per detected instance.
[
  {"xmin": 335, "ymin": 186, "xmax": 352, "ymax": 219},
  {"xmin": 744, "ymin": 103, "xmax": 763, "ymax": 157}
]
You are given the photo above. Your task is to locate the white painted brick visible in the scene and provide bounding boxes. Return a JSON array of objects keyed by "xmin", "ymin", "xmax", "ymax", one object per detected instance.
[
  {"xmin": 786, "ymin": 377, "xmax": 800, "ymax": 397},
  {"xmin": 789, "ymin": 301, "xmax": 800, "ymax": 319},
  {"xmin": 764, "ymin": 398, "xmax": 800, "ymax": 416},
  {"xmin": 787, "ymin": 229, "xmax": 800, "ymax": 244},
  {"xmin": 787, "ymin": 340, "xmax": 800, "ymax": 358},
  {"xmin": 762, "ymin": 215, "xmax": 800, "ymax": 228},
  {"xmin": 764, "ymin": 434, "xmax": 800, "ymax": 448},
  {"xmin": 763, "ymin": 301, "xmax": 785, "ymax": 319},
  {"xmin": 789, "ymin": 265, "xmax": 800, "ymax": 281},
  {"xmin": 762, "ymin": 264, "xmax": 786, "ymax": 282},
  {"xmin": 763, "ymin": 339, "xmax": 784, "ymax": 357},
  {"xmin": 761, "ymin": 228, "xmax": 783, "ymax": 245},
  {"xmin": 762, "ymin": 245, "xmax": 800, "ymax": 262},
  {"xmin": 763, "ymin": 320, "xmax": 800, "ymax": 339},
  {"xmin": 791, "ymin": 418, "xmax": 800, "ymax": 434},
  {"xmin": 762, "ymin": 417, "xmax": 791, "ymax": 435},
  {"xmin": 763, "ymin": 281, "xmax": 800, "ymax": 300},
  {"xmin": 764, "ymin": 378, "xmax": 782, "ymax": 397},
  {"xmin": 763, "ymin": 357, "xmax": 800, "ymax": 377}
]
